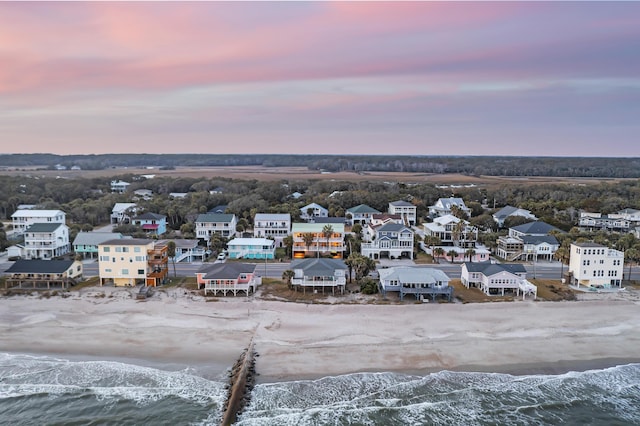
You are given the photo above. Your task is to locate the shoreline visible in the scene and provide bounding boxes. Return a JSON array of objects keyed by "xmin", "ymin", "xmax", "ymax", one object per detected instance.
[
  {"xmin": 1, "ymin": 290, "xmax": 639, "ymax": 384},
  {"xmin": 3, "ymin": 349, "xmax": 638, "ymax": 386}
]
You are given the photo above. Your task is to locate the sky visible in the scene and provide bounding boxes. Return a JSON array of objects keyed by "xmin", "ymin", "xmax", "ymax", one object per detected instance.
[{"xmin": 1, "ymin": 1, "xmax": 639, "ymax": 157}]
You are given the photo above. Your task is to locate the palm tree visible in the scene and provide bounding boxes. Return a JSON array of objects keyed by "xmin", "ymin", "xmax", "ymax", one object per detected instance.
[
  {"xmin": 302, "ymin": 232, "xmax": 315, "ymax": 258},
  {"xmin": 166, "ymin": 240, "xmax": 177, "ymax": 277},
  {"xmin": 345, "ymin": 253, "xmax": 376, "ymax": 281},
  {"xmin": 625, "ymin": 247, "xmax": 640, "ymax": 281},
  {"xmin": 282, "ymin": 269, "xmax": 295, "ymax": 289},
  {"xmin": 236, "ymin": 217, "xmax": 249, "ymax": 234},
  {"xmin": 322, "ymin": 224, "xmax": 334, "ymax": 257},
  {"xmin": 424, "ymin": 235, "xmax": 442, "ymax": 253},
  {"xmin": 447, "ymin": 249, "xmax": 458, "ymax": 263},
  {"xmin": 450, "ymin": 204, "xmax": 468, "ymax": 220},
  {"xmin": 283, "ymin": 235, "xmax": 294, "ymax": 259},
  {"xmin": 553, "ymin": 241, "xmax": 571, "ymax": 280},
  {"xmin": 433, "ymin": 247, "xmax": 445, "ymax": 262},
  {"xmin": 465, "ymin": 248, "xmax": 476, "ymax": 262},
  {"xmin": 452, "ymin": 221, "xmax": 465, "ymax": 247}
]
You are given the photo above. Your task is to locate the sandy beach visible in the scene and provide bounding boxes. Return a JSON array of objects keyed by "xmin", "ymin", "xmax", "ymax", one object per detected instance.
[{"xmin": 1, "ymin": 287, "xmax": 639, "ymax": 383}]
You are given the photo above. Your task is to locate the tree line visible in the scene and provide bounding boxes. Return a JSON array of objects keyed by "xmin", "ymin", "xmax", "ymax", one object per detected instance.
[{"xmin": 1, "ymin": 154, "xmax": 639, "ymax": 178}]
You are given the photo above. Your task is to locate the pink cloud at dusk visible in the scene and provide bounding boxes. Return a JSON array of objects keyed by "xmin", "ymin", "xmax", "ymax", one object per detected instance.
[{"xmin": 0, "ymin": 1, "xmax": 638, "ymax": 156}]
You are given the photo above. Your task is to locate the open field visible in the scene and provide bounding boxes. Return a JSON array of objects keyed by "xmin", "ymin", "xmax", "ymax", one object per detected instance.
[{"xmin": 0, "ymin": 165, "xmax": 632, "ymax": 186}]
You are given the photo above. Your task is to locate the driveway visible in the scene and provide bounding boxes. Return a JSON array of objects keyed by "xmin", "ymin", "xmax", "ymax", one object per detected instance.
[{"xmin": 377, "ymin": 258, "xmax": 416, "ymax": 268}]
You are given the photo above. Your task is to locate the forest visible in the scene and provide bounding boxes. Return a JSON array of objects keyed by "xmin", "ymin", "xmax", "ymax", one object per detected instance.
[
  {"xmin": 1, "ymin": 171, "xmax": 640, "ymax": 259},
  {"xmin": 1, "ymin": 154, "xmax": 639, "ymax": 178}
]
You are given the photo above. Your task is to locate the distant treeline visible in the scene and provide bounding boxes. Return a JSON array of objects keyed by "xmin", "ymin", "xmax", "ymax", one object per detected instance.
[{"xmin": 1, "ymin": 154, "xmax": 638, "ymax": 178}]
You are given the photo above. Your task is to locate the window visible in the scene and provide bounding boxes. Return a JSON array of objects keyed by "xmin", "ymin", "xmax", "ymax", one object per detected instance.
[
  {"xmin": 121, "ymin": 269, "xmax": 129, "ymax": 275},
  {"xmin": 138, "ymin": 269, "xmax": 145, "ymax": 275},
  {"xmin": 134, "ymin": 247, "xmax": 141, "ymax": 253},
  {"xmin": 104, "ymin": 247, "xmax": 111, "ymax": 253}
]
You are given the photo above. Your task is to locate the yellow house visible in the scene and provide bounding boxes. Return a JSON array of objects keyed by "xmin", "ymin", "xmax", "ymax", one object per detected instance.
[
  {"xmin": 98, "ymin": 238, "xmax": 168, "ymax": 287},
  {"xmin": 291, "ymin": 222, "xmax": 345, "ymax": 259}
]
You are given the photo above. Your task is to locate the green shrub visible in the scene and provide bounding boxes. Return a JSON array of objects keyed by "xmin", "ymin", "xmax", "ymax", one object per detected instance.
[{"xmin": 359, "ymin": 278, "xmax": 379, "ymax": 295}]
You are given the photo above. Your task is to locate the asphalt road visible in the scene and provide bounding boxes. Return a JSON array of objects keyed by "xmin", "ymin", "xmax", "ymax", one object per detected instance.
[
  {"xmin": 4, "ymin": 255, "xmax": 639, "ymax": 282},
  {"xmin": 78, "ymin": 258, "xmax": 292, "ymax": 279}
]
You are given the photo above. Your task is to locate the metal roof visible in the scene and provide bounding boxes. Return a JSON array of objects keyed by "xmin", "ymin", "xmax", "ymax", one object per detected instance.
[
  {"xmin": 197, "ymin": 262, "xmax": 257, "ymax": 279},
  {"xmin": 25, "ymin": 223, "xmax": 65, "ymax": 233},
  {"xmin": 7, "ymin": 259, "xmax": 76, "ymax": 274},
  {"xmin": 196, "ymin": 213, "xmax": 235, "ymax": 223},
  {"xmin": 463, "ymin": 262, "xmax": 527, "ymax": 275},
  {"xmin": 73, "ymin": 232, "xmax": 123, "ymax": 246},
  {"xmin": 347, "ymin": 204, "xmax": 381, "ymax": 214},
  {"xmin": 290, "ymin": 258, "xmax": 347, "ymax": 275}
]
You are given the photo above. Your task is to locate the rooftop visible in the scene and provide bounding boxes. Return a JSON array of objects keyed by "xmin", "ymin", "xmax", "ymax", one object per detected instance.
[
  {"xmin": 6, "ymin": 259, "xmax": 76, "ymax": 274},
  {"xmin": 25, "ymin": 223, "xmax": 65, "ymax": 233}
]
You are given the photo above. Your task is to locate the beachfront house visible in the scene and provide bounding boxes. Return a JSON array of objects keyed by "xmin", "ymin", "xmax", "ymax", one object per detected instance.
[
  {"xmin": 110, "ymin": 203, "xmax": 138, "ymax": 225},
  {"xmin": 493, "ymin": 206, "xmax": 538, "ymax": 228},
  {"xmin": 568, "ymin": 242, "xmax": 624, "ymax": 288},
  {"xmin": 132, "ymin": 212, "xmax": 167, "ymax": 236},
  {"xmin": 98, "ymin": 238, "xmax": 168, "ymax": 287},
  {"xmin": 11, "ymin": 209, "xmax": 66, "ymax": 235},
  {"xmin": 428, "ymin": 198, "xmax": 471, "ymax": 219},
  {"xmin": 253, "ymin": 213, "xmax": 291, "ymax": 247},
  {"xmin": 195, "ymin": 213, "xmax": 237, "ymax": 242},
  {"xmin": 388, "ymin": 200, "xmax": 417, "ymax": 225},
  {"xmin": 361, "ymin": 222, "xmax": 414, "ymax": 260},
  {"xmin": 4, "ymin": 259, "xmax": 83, "ymax": 290},
  {"xmin": 299, "ymin": 203, "xmax": 328, "ymax": 221},
  {"xmin": 72, "ymin": 232, "xmax": 123, "ymax": 259},
  {"xmin": 196, "ymin": 263, "xmax": 260, "ymax": 296},
  {"xmin": 227, "ymin": 238, "xmax": 276, "ymax": 259},
  {"xmin": 461, "ymin": 262, "xmax": 536, "ymax": 298},
  {"xmin": 22, "ymin": 223, "xmax": 70, "ymax": 260},
  {"xmin": 291, "ymin": 222, "xmax": 345, "ymax": 259},
  {"xmin": 346, "ymin": 204, "xmax": 381, "ymax": 226},
  {"xmin": 289, "ymin": 258, "xmax": 348, "ymax": 294},
  {"xmin": 378, "ymin": 266, "xmax": 453, "ymax": 301}
]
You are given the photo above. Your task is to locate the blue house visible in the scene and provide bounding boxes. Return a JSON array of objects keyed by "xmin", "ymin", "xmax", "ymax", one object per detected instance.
[
  {"xmin": 227, "ymin": 238, "xmax": 275, "ymax": 260},
  {"xmin": 133, "ymin": 213, "xmax": 167, "ymax": 236}
]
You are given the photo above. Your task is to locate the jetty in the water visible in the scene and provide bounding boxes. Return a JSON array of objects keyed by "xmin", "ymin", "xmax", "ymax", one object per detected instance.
[{"xmin": 220, "ymin": 338, "xmax": 257, "ymax": 425}]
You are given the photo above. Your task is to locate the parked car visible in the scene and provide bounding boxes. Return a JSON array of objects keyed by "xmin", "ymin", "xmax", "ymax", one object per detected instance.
[{"xmin": 217, "ymin": 253, "xmax": 226, "ymax": 261}]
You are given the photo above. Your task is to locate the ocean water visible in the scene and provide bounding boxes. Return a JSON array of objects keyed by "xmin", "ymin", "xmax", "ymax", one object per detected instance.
[{"xmin": 1, "ymin": 353, "xmax": 639, "ymax": 426}]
